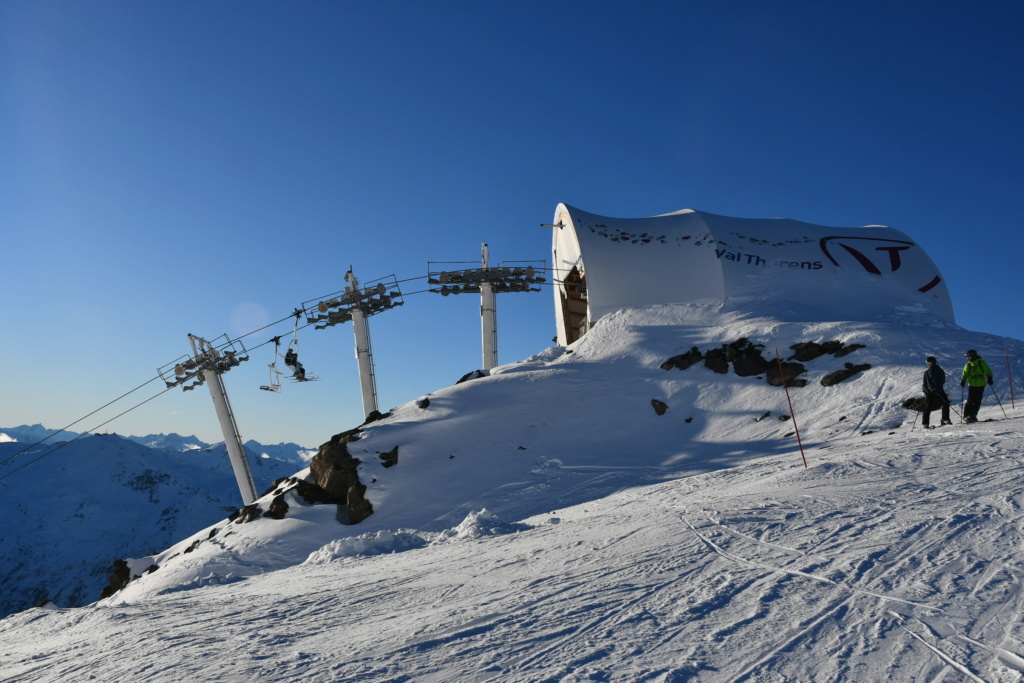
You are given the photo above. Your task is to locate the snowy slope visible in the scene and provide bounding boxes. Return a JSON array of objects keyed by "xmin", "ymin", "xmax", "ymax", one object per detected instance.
[{"xmin": 1, "ymin": 304, "xmax": 1022, "ymax": 681}]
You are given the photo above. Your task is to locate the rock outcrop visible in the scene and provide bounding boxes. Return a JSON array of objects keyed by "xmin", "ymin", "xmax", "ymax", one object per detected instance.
[
  {"xmin": 766, "ymin": 360, "xmax": 808, "ymax": 387},
  {"xmin": 308, "ymin": 429, "xmax": 374, "ymax": 525},
  {"xmin": 661, "ymin": 338, "xmax": 869, "ymax": 389},
  {"xmin": 660, "ymin": 347, "xmax": 703, "ymax": 371},
  {"xmin": 821, "ymin": 363, "xmax": 872, "ymax": 387}
]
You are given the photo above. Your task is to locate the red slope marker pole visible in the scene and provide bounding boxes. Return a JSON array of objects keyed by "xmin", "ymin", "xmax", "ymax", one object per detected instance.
[
  {"xmin": 1006, "ymin": 346, "xmax": 1016, "ymax": 409},
  {"xmin": 776, "ymin": 348, "xmax": 808, "ymax": 468}
]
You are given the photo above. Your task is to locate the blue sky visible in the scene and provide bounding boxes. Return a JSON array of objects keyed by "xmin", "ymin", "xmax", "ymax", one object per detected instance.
[{"xmin": 2, "ymin": 1, "xmax": 1022, "ymax": 447}]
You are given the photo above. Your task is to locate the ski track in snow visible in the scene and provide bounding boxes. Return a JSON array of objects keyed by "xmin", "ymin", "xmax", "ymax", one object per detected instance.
[{"xmin": 5, "ymin": 417, "xmax": 1024, "ymax": 683}]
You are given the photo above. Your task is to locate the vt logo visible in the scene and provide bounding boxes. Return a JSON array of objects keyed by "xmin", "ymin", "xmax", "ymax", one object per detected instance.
[{"xmin": 819, "ymin": 236, "xmax": 942, "ymax": 292}]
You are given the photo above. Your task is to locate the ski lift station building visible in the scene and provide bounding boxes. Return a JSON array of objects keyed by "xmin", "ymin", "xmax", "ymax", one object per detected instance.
[{"xmin": 551, "ymin": 204, "xmax": 955, "ymax": 346}]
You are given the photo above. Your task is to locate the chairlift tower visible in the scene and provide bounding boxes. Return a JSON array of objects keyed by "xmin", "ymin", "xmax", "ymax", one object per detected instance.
[
  {"xmin": 428, "ymin": 246, "xmax": 547, "ymax": 371},
  {"xmin": 304, "ymin": 270, "xmax": 405, "ymax": 420},
  {"xmin": 346, "ymin": 269, "xmax": 379, "ymax": 417},
  {"xmin": 159, "ymin": 334, "xmax": 257, "ymax": 506},
  {"xmin": 480, "ymin": 244, "xmax": 498, "ymax": 370}
]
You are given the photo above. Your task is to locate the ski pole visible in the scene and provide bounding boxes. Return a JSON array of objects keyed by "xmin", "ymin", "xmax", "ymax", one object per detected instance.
[
  {"xmin": 943, "ymin": 395, "xmax": 963, "ymax": 421},
  {"xmin": 934, "ymin": 392, "xmax": 961, "ymax": 421},
  {"xmin": 911, "ymin": 396, "xmax": 923, "ymax": 431},
  {"xmin": 989, "ymin": 384, "xmax": 1008, "ymax": 418}
]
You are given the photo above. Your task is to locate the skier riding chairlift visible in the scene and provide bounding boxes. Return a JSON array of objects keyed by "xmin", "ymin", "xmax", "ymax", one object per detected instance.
[
  {"xmin": 259, "ymin": 310, "xmax": 319, "ymax": 392},
  {"xmin": 284, "ymin": 347, "xmax": 306, "ymax": 380}
]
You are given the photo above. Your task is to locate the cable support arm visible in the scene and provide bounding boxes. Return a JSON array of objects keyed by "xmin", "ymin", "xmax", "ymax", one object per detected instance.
[
  {"xmin": 304, "ymin": 275, "xmax": 405, "ymax": 330},
  {"xmin": 427, "ymin": 262, "xmax": 547, "ymax": 296}
]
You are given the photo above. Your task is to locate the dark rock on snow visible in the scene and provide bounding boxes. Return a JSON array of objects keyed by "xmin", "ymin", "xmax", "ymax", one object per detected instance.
[
  {"xmin": 703, "ymin": 347, "xmax": 730, "ymax": 374},
  {"xmin": 362, "ymin": 410, "xmax": 391, "ymax": 425},
  {"xmin": 728, "ymin": 339, "xmax": 770, "ymax": 377},
  {"xmin": 766, "ymin": 361, "xmax": 808, "ymax": 387},
  {"xmin": 99, "ymin": 559, "xmax": 158, "ymax": 599},
  {"xmin": 662, "ymin": 337, "xmax": 868, "ymax": 388},
  {"xmin": 100, "ymin": 559, "xmax": 131, "ymax": 599},
  {"xmin": 789, "ymin": 340, "xmax": 865, "ymax": 362},
  {"xmin": 660, "ymin": 346, "xmax": 703, "ymax": 371},
  {"xmin": 229, "ymin": 504, "xmax": 263, "ymax": 524},
  {"xmin": 263, "ymin": 494, "xmax": 289, "ymax": 520},
  {"xmin": 309, "ymin": 429, "xmax": 374, "ymax": 525},
  {"xmin": 821, "ymin": 363, "xmax": 872, "ymax": 387},
  {"xmin": 457, "ymin": 369, "xmax": 490, "ymax": 384},
  {"xmin": 378, "ymin": 445, "xmax": 399, "ymax": 468}
]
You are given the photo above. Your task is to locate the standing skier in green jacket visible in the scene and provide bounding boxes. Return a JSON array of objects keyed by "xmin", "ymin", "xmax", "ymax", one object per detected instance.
[{"xmin": 961, "ymin": 349, "xmax": 994, "ymax": 423}]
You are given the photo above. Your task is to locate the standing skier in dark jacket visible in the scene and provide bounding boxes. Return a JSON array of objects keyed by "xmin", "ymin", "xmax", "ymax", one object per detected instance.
[
  {"xmin": 922, "ymin": 356, "xmax": 952, "ymax": 428},
  {"xmin": 960, "ymin": 349, "xmax": 994, "ymax": 423}
]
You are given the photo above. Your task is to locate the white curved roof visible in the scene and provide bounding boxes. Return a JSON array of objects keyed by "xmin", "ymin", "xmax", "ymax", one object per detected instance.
[{"xmin": 552, "ymin": 204, "xmax": 954, "ymax": 345}]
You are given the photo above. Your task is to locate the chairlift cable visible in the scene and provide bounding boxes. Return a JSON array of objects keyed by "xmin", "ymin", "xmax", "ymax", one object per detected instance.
[
  {"xmin": 227, "ymin": 310, "xmax": 306, "ymax": 344},
  {"xmin": 0, "ymin": 384, "xmax": 177, "ymax": 481},
  {"xmin": 301, "ymin": 289, "xmax": 347, "ymax": 307},
  {"xmin": 394, "ymin": 274, "xmax": 429, "ymax": 284},
  {"xmin": 4, "ymin": 264, "xmax": 545, "ymax": 472},
  {"xmin": 2, "ymin": 317, "xmax": 304, "ymax": 468},
  {"xmin": 0, "ymin": 375, "xmax": 165, "ymax": 467},
  {"xmin": 5, "ymin": 305, "xmax": 313, "ymax": 470}
]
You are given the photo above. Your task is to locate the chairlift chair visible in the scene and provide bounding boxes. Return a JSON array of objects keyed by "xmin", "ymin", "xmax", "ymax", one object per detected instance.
[
  {"xmin": 260, "ymin": 337, "xmax": 284, "ymax": 392},
  {"xmin": 284, "ymin": 309, "xmax": 319, "ymax": 383}
]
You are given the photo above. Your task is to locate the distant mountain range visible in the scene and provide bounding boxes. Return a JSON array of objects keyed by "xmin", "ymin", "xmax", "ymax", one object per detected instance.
[
  {"xmin": 0, "ymin": 425, "xmax": 316, "ymax": 618},
  {"xmin": 0, "ymin": 424, "xmax": 316, "ymax": 465}
]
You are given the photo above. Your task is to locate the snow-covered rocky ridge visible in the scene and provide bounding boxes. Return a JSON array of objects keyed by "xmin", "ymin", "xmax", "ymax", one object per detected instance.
[{"xmin": 2, "ymin": 303, "xmax": 1022, "ymax": 682}]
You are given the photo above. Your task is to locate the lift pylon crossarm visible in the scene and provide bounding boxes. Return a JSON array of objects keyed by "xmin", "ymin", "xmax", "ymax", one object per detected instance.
[
  {"xmin": 428, "ymin": 248, "xmax": 548, "ymax": 370},
  {"xmin": 159, "ymin": 356, "xmax": 202, "ymax": 390},
  {"xmin": 359, "ymin": 291, "xmax": 404, "ymax": 316},
  {"xmin": 314, "ymin": 281, "xmax": 390, "ymax": 311},
  {"xmin": 344, "ymin": 282, "xmax": 388, "ymax": 306},
  {"xmin": 308, "ymin": 309, "xmax": 354, "ymax": 330},
  {"xmin": 427, "ymin": 263, "xmax": 547, "ymax": 296},
  {"xmin": 351, "ymin": 278, "xmax": 404, "ymax": 317},
  {"xmin": 308, "ymin": 278, "xmax": 404, "ymax": 330},
  {"xmin": 159, "ymin": 334, "xmax": 251, "ymax": 393}
]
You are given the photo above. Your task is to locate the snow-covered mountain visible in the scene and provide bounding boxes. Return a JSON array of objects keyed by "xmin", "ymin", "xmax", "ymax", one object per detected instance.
[
  {"xmin": 0, "ymin": 432, "xmax": 311, "ymax": 619},
  {"xmin": 2, "ymin": 304, "xmax": 1022, "ymax": 681},
  {"xmin": 0, "ymin": 423, "xmax": 85, "ymax": 446},
  {"xmin": 243, "ymin": 439, "xmax": 318, "ymax": 465},
  {"xmin": 124, "ymin": 432, "xmax": 208, "ymax": 453},
  {"xmin": 0, "ymin": 426, "xmax": 313, "ymax": 466}
]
